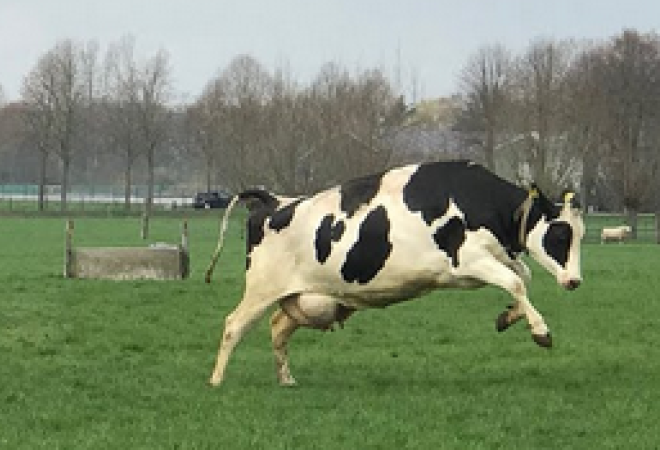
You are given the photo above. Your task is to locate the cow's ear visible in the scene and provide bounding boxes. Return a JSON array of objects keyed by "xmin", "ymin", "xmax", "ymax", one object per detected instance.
[{"xmin": 534, "ymin": 185, "xmax": 560, "ymax": 219}]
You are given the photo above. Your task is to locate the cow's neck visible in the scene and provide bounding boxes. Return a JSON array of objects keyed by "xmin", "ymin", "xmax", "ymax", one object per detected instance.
[
  {"xmin": 516, "ymin": 193, "xmax": 536, "ymax": 250},
  {"xmin": 508, "ymin": 191, "xmax": 544, "ymax": 257}
]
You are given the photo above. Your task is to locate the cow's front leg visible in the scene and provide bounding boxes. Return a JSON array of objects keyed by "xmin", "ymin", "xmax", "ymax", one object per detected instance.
[
  {"xmin": 460, "ymin": 257, "xmax": 551, "ymax": 347},
  {"xmin": 270, "ymin": 308, "xmax": 299, "ymax": 386},
  {"xmin": 496, "ymin": 258, "xmax": 531, "ymax": 332}
]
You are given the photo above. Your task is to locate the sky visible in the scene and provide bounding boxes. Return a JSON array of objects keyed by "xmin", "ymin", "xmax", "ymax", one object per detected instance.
[{"xmin": 1, "ymin": 0, "xmax": 658, "ymax": 103}]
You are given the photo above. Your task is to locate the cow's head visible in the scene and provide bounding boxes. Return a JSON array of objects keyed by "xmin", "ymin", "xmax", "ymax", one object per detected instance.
[{"xmin": 525, "ymin": 189, "xmax": 585, "ymax": 290}]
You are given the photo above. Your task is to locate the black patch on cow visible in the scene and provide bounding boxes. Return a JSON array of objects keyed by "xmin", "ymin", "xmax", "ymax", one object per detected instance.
[
  {"xmin": 315, "ymin": 215, "xmax": 346, "ymax": 264},
  {"xmin": 339, "ymin": 172, "xmax": 383, "ymax": 218},
  {"xmin": 315, "ymin": 215, "xmax": 335, "ymax": 263},
  {"xmin": 246, "ymin": 208, "xmax": 269, "ymax": 255},
  {"xmin": 542, "ymin": 222, "xmax": 573, "ymax": 267},
  {"xmin": 246, "ymin": 255, "xmax": 251, "ymax": 270},
  {"xmin": 433, "ymin": 217, "xmax": 466, "ymax": 267},
  {"xmin": 402, "ymin": 161, "xmax": 534, "ymax": 254},
  {"xmin": 269, "ymin": 198, "xmax": 303, "ymax": 232},
  {"xmin": 239, "ymin": 189, "xmax": 280, "ymax": 212},
  {"xmin": 341, "ymin": 206, "xmax": 392, "ymax": 284},
  {"xmin": 242, "ymin": 192, "xmax": 305, "ymax": 257},
  {"xmin": 331, "ymin": 220, "xmax": 345, "ymax": 241},
  {"xmin": 242, "ymin": 191, "xmax": 283, "ymax": 255}
]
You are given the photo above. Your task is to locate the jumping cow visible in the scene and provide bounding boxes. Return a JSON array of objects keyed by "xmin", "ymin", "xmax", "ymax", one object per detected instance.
[{"xmin": 205, "ymin": 160, "xmax": 585, "ymax": 387}]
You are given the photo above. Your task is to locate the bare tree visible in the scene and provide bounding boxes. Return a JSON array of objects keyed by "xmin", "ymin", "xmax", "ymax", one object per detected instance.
[
  {"xmin": 506, "ymin": 38, "xmax": 580, "ymax": 193},
  {"xmin": 210, "ymin": 55, "xmax": 272, "ymax": 190},
  {"xmin": 307, "ymin": 63, "xmax": 400, "ymax": 187},
  {"xmin": 587, "ymin": 30, "xmax": 660, "ymax": 234},
  {"xmin": 562, "ymin": 41, "xmax": 609, "ymax": 211},
  {"xmin": 103, "ymin": 36, "xmax": 143, "ymax": 209},
  {"xmin": 186, "ymin": 77, "xmax": 230, "ymax": 192},
  {"xmin": 0, "ymin": 98, "xmax": 29, "ymax": 184},
  {"xmin": 456, "ymin": 44, "xmax": 512, "ymax": 170},
  {"xmin": 135, "ymin": 49, "xmax": 172, "ymax": 238},
  {"xmin": 261, "ymin": 64, "xmax": 309, "ymax": 192},
  {"xmin": 20, "ymin": 86, "xmax": 53, "ymax": 210},
  {"xmin": 188, "ymin": 57, "xmax": 400, "ymax": 194},
  {"xmin": 345, "ymin": 68, "xmax": 402, "ymax": 173},
  {"xmin": 76, "ymin": 41, "xmax": 103, "ymax": 185},
  {"xmin": 21, "ymin": 39, "xmax": 97, "ymax": 211},
  {"xmin": 102, "ymin": 39, "xmax": 172, "ymax": 236}
]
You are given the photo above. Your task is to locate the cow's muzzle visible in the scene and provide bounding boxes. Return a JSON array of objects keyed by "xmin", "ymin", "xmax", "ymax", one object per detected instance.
[{"xmin": 564, "ymin": 279, "xmax": 581, "ymax": 291}]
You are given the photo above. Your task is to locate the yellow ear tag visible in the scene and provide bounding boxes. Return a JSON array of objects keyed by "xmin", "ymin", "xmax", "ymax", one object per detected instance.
[
  {"xmin": 529, "ymin": 187, "xmax": 539, "ymax": 199},
  {"xmin": 564, "ymin": 192, "xmax": 575, "ymax": 206}
]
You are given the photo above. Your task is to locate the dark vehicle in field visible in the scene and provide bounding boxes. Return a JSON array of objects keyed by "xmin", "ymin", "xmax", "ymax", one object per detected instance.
[{"xmin": 193, "ymin": 191, "xmax": 232, "ymax": 209}]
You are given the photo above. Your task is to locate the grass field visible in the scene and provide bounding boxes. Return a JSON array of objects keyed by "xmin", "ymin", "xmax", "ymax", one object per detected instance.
[{"xmin": 1, "ymin": 214, "xmax": 659, "ymax": 449}]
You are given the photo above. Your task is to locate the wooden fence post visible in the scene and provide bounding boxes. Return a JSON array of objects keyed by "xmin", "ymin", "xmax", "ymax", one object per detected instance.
[
  {"xmin": 141, "ymin": 212, "xmax": 149, "ymax": 240},
  {"xmin": 64, "ymin": 220, "xmax": 74, "ymax": 278},
  {"xmin": 180, "ymin": 220, "xmax": 190, "ymax": 279}
]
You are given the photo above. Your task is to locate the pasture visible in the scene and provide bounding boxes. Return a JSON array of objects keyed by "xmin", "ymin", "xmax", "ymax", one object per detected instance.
[{"xmin": 1, "ymin": 214, "xmax": 659, "ymax": 449}]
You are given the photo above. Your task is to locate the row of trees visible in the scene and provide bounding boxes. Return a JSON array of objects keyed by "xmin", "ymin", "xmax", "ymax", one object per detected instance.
[
  {"xmin": 1, "ymin": 29, "xmax": 660, "ymax": 229},
  {"xmin": 457, "ymin": 29, "xmax": 660, "ymax": 231},
  {"xmin": 187, "ymin": 56, "xmax": 411, "ymax": 194},
  {"xmin": 0, "ymin": 37, "xmax": 413, "ymax": 213},
  {"xmin": 18, "ymin": 37, "xmax": 172, "ymax": 214}
]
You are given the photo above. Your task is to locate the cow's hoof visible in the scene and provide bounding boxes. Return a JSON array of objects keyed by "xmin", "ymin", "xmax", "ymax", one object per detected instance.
[
  {"xmin": 496, "ymin": 311, "xmax": 511, "ymax": 332},
  {"xmin": 532, "ymin": 332, "xmax": 552, "ymax": 348},
  {"xmin": 279, "ymin": 377, "xmax": 297, "ymax": 387},
  {"xmin": 209, "ymin": 374, "xmax": 223, "ymax": 387},
  {"xmin": 496, "ymin": 305, "xmax": 521, "ymax": 332}
]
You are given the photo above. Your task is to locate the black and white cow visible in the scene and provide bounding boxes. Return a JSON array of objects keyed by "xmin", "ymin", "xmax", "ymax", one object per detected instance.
[{"xmin": 205, "ymin": 160, "xmax": 585, "ymax": 386}]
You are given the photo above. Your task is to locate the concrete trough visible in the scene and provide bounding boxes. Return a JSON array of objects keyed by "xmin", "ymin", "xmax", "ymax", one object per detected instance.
[{"xmin": 64, "ymin": 220, "xmax": 189, "ymax": 280}]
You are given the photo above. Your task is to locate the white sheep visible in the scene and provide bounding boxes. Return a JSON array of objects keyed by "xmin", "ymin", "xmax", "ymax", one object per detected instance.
[{"xmin": 601, "ymin": 225, "xmax": 632, "ymax": 243}]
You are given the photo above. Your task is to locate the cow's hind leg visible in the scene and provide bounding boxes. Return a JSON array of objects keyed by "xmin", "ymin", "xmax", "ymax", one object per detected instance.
[
  {"xmin": 270, "ymin": 308, "xmax": 299, "ymax": 386},
  {"xmin": 270, "ymin": 294, "xmax": 356, "ymax": 386},
  {"xmin": 209, "ymin": 294, "xmax": 275, "ymax": 387}
]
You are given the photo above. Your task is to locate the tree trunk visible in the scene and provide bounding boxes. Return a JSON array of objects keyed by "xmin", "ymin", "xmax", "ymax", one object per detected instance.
[
  {"xmin": 141, "ymin": 212, "xmax": 149, "ymax": 240},
  {"xmin": 205, "ymin": 155, "xmax": 213, "ymax": 192},
  {"xmin": 626, "ymin": 208, "xmax": 639, "ymax": 240},
  {"xmin": 484, "ymin": 127, "xmax": 495, "ymax": 170},
  {"xmin": 60, "ymin": 156, "xmax": 69, "ymax": 212},
  {"xmin": 580, "ymin": 152, "xmax": 596, "ymax": 212},
  {"xmin": 124, "ymin": 163, "xmax": 132, "ymax": 211},
  {"xmin": 141, "ymin": 147, "xmax": 155, "ymax": 240},
  {"xmin": 38, "ymin": 150, "xmax": 47, "ymax": 211}
]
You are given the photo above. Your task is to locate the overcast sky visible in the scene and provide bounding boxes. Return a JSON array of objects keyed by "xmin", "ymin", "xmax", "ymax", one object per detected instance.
[{"xmin": 1, "ymin": 0, "xmax": 658, "ymax": 103}]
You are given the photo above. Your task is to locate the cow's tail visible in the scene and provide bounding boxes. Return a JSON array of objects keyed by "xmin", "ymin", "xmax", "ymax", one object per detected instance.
[{"xmin": 204, "ymin": 194, "xmax": 242, "ymax": 283}]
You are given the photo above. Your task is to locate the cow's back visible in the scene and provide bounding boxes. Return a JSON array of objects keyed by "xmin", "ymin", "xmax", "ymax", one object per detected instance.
[{"xmin": 246, "ymin": 161, "xmax": 527, "ymax": 305}]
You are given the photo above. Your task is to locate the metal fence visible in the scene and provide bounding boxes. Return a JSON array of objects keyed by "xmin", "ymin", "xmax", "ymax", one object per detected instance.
[
  {"xmin": 0, "ymin": 184, "xmax": 657, "ymax": 243},
  {"xmin": 0, "ymin": 184, "xmax": 195, "ymax": 214},
  {"xmin": 585, "ymin": 213, "xmax": 658, "ymax": 244}
]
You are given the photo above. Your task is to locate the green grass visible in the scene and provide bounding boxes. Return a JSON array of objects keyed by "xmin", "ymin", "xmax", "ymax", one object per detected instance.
[{"xmin": 1, "ymin": 214, "xmax": 659, "ymax": 449}]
